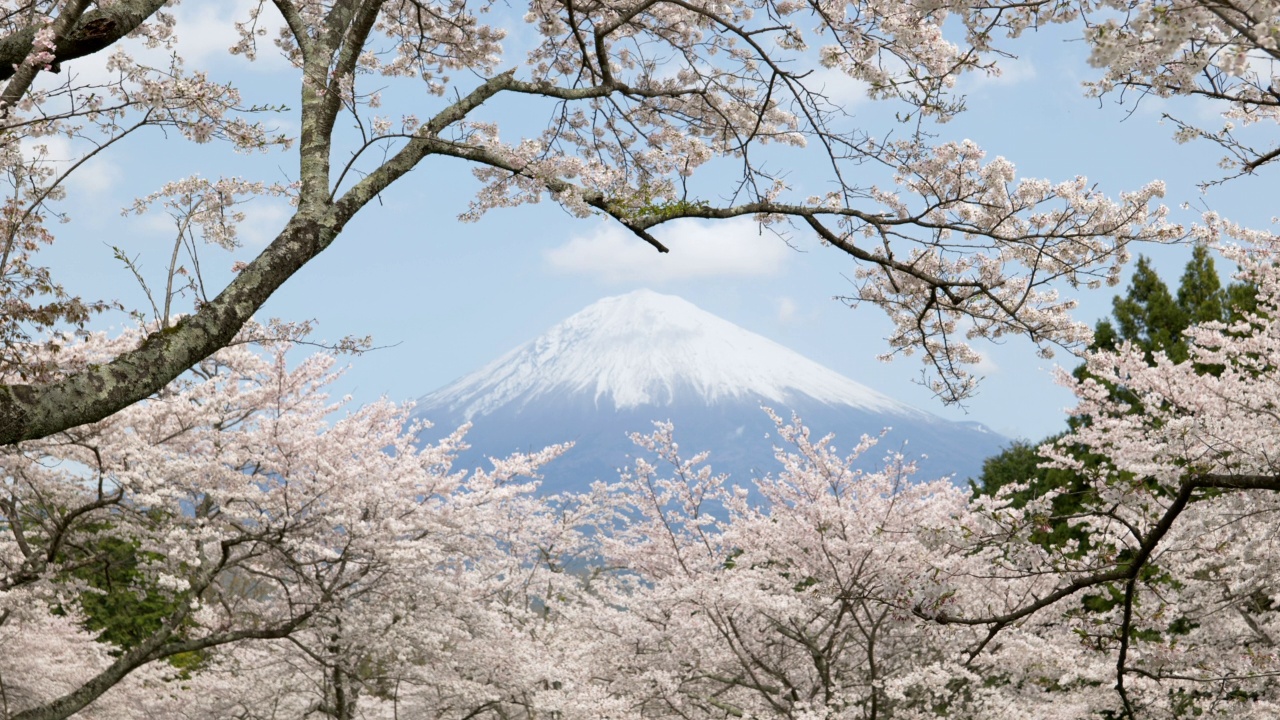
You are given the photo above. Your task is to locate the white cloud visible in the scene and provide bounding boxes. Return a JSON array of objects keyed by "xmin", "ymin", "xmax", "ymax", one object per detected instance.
[
  {"xmin": 972, "ymin": 348, "xmax": 1000, "ymax": 376},
  {"xmin": 18, "ymin": 135, "xmax": 122, "ymax": 198},
  {"xmin": 172, "ymin": 0, "xmax": 292, "ymax": 72},
  {"xmin": 134, "ymin": 211, "xmax": 181, "ymax": 240},
  {"xmin": 776, "ymin": 296, "xmax": 799, "ymax": 324},
  {"xmin": 237, "ymin": 201, "xmax": 292, "ymax": 246},
  {"xmin": 545, "ymin": 217, "xmax": 791, "ymax": 282},
  {"xmin": 68, "ymin": 156, "xmax": 123, "ymax": 196},
  {"xmin": 805, "ymin": 66, "xmax": 871, "ymax": 110},
  {"xmin": 20, "ymin": 133, "xmax": 71, "ymax": 157},
  {"xmin": 964, "ymin": 56, "xmax": 1037, "ymax": 90}
]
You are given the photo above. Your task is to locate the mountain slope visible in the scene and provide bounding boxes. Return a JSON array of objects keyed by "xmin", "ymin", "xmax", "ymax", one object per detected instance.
[{"xmin": 414, "ymin": 290, "xmax": 1006, "ymax": 492}]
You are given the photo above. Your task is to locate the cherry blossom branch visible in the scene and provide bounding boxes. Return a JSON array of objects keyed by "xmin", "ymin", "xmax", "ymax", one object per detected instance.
[
  {"xmin": 0, "ymin": 0, "xmax": 1188, "ymax": 441},
  {"xmin": 11, "ymin": 581, "xmax": 318, "ymax": 720},
  {"xmin": 923, "ymin": 478, "xmax": 1197, "ymax": 629},
  {"xmin": 922, "ymin": 465, "xmax": 1280, "ymax": 714},
  {"xmin": 0, "ymin": 0, "xmax": 91, "ymax": 115},
  {"xmin": 0, "ymin": 0, "xmax": 167, "ymax": 82}
]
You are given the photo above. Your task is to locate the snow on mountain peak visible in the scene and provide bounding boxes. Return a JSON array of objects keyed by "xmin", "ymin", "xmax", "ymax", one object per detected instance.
[{"xmin": 420, "ymin": 289, "xmax": 923, "ymax": 419}]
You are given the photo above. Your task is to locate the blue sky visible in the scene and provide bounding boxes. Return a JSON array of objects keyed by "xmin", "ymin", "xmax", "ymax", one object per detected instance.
[{"xmin": 39, "ymin": 2, "xmax": 1276, "ymax": 443}]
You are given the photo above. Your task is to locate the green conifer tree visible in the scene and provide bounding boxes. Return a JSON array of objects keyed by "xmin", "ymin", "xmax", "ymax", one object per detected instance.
[
  {"xmin": 1177, "ymin": 245, "xmax": 1225, "ymax": 327},
  {"xmin": 974, "ymin": 248, "xmax": 1255, "ymax": 551},
  {"xmin": 1109, "ymin": 255, "xmax": 1189, "ymax": 362}
]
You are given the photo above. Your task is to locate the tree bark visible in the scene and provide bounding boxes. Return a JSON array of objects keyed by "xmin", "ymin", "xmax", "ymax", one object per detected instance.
[
  {"xmin": 0, "ymin": 213, "xmax": 340, "ymax": 445},
  {"xmin": 0, "ymin": 0, "xmax": 170, "ymax": 82}
]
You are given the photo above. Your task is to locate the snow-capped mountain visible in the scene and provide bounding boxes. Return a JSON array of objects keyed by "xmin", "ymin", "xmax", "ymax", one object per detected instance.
[{"xmin": 414, "ymin": 290, "xmax": 1007, "ymax": 492}]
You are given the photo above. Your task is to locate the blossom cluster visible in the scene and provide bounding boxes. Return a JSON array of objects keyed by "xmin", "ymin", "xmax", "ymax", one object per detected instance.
[{"xmin": 7, "ymin": 279, "xmax": 1280, "ymax": 717}]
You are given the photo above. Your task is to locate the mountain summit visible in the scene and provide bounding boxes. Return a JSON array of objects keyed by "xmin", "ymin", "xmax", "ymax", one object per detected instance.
[
  {"xmin": 425, "ymin": 289, "xmax": 920, "ymax": 418},
  {"xmin": 415, "ymin": 290, "xmax": 1006, "ymax": 491}
]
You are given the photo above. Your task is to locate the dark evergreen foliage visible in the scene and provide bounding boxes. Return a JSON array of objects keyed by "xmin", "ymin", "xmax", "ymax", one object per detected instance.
[{"xmin": 973, "ymin": 248, "xmax": 1256, "ymax": 549}]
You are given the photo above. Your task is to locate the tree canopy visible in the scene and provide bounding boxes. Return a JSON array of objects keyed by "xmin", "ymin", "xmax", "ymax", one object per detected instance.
[
  {"xmin": 9, "ymin": 284, "xmax": 1280, "ymax": 717},
  {"xmin": 3, "ymin": 0, "xmax": 1280, "ymax": 718},
  {"xmin": 975, "ymin": 246, "xmax": 1255, "ymax": 512},
  {"xmin": 11, "ymin": 0, "xmax": 1275, "ymax": 444}
]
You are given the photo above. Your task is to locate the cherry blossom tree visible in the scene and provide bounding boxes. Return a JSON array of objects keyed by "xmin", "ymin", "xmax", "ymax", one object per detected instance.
[
  {"xmin": 0, "ymin": 330, "xmax": 583, "ymax": 720},
  {"xmin": 565, "ymin": 343, "xmax": 1280, "ymax": 720},
  {"xmin": 0, "ymin": 1, "xmax": 1279, "ymax": 715},
  {"xmin": 1068, "ymin": 0, "xmax": 1280, "ymax": 184},
  {"xmin": 0, "ymin": 0, "xmax": 1208, "ymax": 447},
  {"xmin": 11, "ymin": 282, "xmax": 1280, "ymax": 718},
  {"xmin": 571, "ymin": 418, "xmax": 982, "ymax": 719},
  {"xmin": 895, "ymin": 226, "xmax": 1280, "ymax": 718},
  {"xmin": 561, "ymin": 414, "xmax": 1128, "ymax": 719}
]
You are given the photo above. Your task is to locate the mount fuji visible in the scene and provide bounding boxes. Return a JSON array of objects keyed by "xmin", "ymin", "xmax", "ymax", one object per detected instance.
[{"xmin": 413, "ymin": 290, "xmax": 1007, "ymax": 493}]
